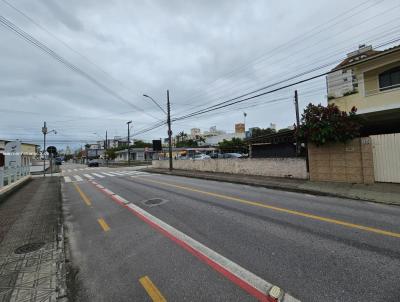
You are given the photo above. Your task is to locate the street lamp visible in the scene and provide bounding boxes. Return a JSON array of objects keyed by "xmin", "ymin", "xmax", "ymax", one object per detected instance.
[
  {"xmin": 127, "ymin": 121, "xmax": 132, "ymax": 166},
  {"xmin": 42, "ymin": 121, "xmax": 57, "ymax": 177},
  {"xmin": 143, "ymin": 94, "xmax": 167, "ymax": 115},
  {"xmin": 143, "ymin": 91, "xmax": 173, "ymax": 171}
]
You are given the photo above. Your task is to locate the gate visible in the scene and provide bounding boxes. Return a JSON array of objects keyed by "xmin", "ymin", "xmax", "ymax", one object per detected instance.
[{"xmin": 371, "ymin": 133, "xmax": 400, "ymax": 183}]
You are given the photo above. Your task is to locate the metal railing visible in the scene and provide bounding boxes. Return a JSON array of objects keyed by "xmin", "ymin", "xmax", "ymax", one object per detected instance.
[{"xmin": 0, "ymin": 165, "xmax": 30, "ymax": 188}]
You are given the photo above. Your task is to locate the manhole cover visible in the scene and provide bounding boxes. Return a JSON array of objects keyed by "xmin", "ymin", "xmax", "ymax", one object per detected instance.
[
  {"xmin": 14, "ymin": 242, "xmax": 45, "ymax": 254},
  {"xmin": 143, "ymin": 198, "xmax": 168, "ymax": 207}
]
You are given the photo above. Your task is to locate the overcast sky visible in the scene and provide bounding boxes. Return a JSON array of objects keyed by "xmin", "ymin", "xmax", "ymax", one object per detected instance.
[{"xmin": 1, "ymin": 0, "xmax": 399, "ymax": 149}]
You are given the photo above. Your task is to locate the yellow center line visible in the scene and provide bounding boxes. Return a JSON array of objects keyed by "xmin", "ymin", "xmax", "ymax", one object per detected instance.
[
  {"xmin": 139, "ymin": 276, "xmax": 167, "ymax": 302},
  {"xmin": 74, "ymin": 183, "xmax": 92, "ymax": 206},
  {"xmin": 140, "ymin": 178, "xmax": 400, "ymax": 239},
  {"xmin": 97, "ymin": 218, "xmax": 110, "ymax": 232}
]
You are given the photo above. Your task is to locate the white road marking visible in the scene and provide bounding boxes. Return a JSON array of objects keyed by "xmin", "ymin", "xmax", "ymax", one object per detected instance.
[
  {"xmin": 92, "ymin": 173, "xmax": 105, "ymax": 178},
  {"xmin": 109, "ymin": 172, "xmax": 124, "ymax": 176},
  {"xmin": 102, "ymin": 188, "xmax": 115, "ymax": 195},
  {"xmin": 130, "ymin": 174, "xmax": 152, "ymax": 178},
  {"xmin": 101, "ymin": 172, "xmax": 115, "ymax": 177},
  {"xmin": 73, "ymin": 175, "xmax": 83, "ymax": 182},
  {"xmin": 83, "ymin": 174, "xmax": 94, "ymax": 179},
  {"xmin": 67, "ymin": 169, "xmax": 72, "ymax": 172},
  {"xmin": 73, "ymin": 169, "xmax": 78, "ymax": 171},
  {"xmin": 113, "ymin": 195, "xmax": 130, "ymax": 204},
  {"xmin": 64, "ymin": 176, "xmax": 72, "ymax": 183},
  {"xmin": 104, "ymin": 193, "xmax": 300, "ymax": 302}
]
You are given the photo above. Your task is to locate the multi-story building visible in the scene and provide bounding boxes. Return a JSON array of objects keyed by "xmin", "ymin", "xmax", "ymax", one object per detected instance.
[
  {"xmin": 327, "ymin": 44, "xmax": 400, "ymax": 134},
  {"xmin": 235, "ymin": 123, "xmax": 245, "ymax": 133}
]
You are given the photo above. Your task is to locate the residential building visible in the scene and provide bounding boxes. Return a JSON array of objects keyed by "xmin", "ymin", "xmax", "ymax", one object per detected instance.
[
  {"xmin": 203, "ymin": 126, "xmax": 226, "ymax": 137},
  {"xmin": 190, "ymin": 128, "xmax": 201, "ymax": 137},
  {"xmin": 235, "ymin": 123, "xmax": 245, "ymax": 133},
  {"xmin": 327, "ymin": 44, "xmax": 400, "ymax": 134}
]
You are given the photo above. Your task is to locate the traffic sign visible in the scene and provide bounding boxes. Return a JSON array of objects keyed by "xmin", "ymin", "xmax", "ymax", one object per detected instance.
[{"xmin": 47, "ymin": 146, "xmax": 57, "ymax": 154}]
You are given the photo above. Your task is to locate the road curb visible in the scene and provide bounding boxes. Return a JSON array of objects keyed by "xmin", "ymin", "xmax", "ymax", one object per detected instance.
[
  {"xmin": 0, "ymin": 175, "xmax": 32, "ymax": 203},
  {"xmin": 143, "ymin": 169, "xmax": 400, "ymax": 207}
]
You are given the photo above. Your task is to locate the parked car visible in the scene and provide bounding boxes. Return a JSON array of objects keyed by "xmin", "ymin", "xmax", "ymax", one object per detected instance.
[
  {"xmin": 220, "ymin": 153, "xmax": 243, "ymax": 159},
  {"xmin": 55, "ymin": 157, "xmax": 62, "ymax": 165},
  {"xmin": 193, "ymin": 154, "xmax": 211, "ymax": 160},
  {"xmin": 88, "ymin": 159, "xmax": 99, "ymax": 167}
]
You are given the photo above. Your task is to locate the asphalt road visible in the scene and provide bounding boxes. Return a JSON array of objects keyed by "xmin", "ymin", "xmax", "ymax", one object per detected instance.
[{"xmin": 61, "ymin": 163, "xmax": 400, "ymax": 302}]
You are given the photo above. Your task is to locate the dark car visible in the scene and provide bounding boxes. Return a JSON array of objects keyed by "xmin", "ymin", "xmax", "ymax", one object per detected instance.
[
  {"xmin": 88, "ymin": 159, "xmax": 99, "ymax": 167},
  {"xmin": 55, "ymin": 157, "xmax": 63, "ymax": 165}
]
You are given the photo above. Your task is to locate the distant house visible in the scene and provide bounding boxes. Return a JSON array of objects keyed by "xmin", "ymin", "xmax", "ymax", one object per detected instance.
[{"xmin": 327, "ymin": 44, "xmax": 400, "ymax": 135}]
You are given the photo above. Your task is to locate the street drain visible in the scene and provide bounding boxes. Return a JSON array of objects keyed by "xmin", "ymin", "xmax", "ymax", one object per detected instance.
[
  {"xmin": 14, "ymin": 242, "xmax": 45, "ymax": 254},
  {"xmin": 143, "ymin": 198, "xmax": 168, "ymax": 207}
]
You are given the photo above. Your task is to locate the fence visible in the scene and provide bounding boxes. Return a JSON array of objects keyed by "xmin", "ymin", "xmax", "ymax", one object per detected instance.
[
  {"xmin": 0, "ymin": 165, "xmax": 30, "ymax": 188},
  {"xmin": 152, "ymin": 158, "xmax": 308, "ymax": 179}
]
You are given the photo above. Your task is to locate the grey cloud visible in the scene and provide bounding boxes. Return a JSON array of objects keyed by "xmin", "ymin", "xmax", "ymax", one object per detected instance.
[{"xmin": 0, "ymin": 0, "xmax": 398, "ymax": 148}]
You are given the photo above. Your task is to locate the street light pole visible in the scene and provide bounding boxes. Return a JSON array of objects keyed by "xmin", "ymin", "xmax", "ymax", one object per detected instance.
[
  {"xmin": 167, "ymin": 90, "xmax": 173, "ymax": 171},
  {"xmin": 42, "ymin": 122, "xmax": 47, "ymax": 177},
  {"xmin": 127, "ymin": 121, "xmax": 132, "ymax": 166},
  {"xmin": 143, "ymin": 92, "xmax": 173, "ymax": 170},
  {"xmin": 41, "ymin": 121, "xmax": 56, "ymax": 177}
]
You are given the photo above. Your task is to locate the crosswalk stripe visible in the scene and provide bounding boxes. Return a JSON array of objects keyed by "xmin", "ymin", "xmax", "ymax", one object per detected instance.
[
  {"xmin": 83, "ymin": 174, "xmax": 94, "ymax": 179},
  {"xmin": 73, "ymin": 169, "xmax": 78, "ymax": 171},
  {"xmin": 92, "ymin": 173, "xmax": 105, "ymax": 178},
  {"xmin": 101, "ymin": 172, "xmax": 115, "ymax": 177},
  {"xmin": 118, "ymin": 171, "xmax": 132, "ymax": 174},
  {"xmin": 64, "ymin": 176, "xmax": 72, "ymax": 183},
  {"xmin": 109, "ymin": 172, "xmax": 124, "ymax": 175},
  {"xmin": 74, "ymin": 175, "xmax": 83, "ymax": 181}
]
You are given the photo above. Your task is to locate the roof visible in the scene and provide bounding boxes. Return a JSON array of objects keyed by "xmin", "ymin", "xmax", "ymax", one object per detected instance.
[
  {"xmin": 0, "ymin": 139, "xmax": 39, "ymax": 147},
  {"xmin": 332, "ymin": 44, "xmax": 400, "ymax": 71},
  {"xmin": 246, "ymin": 129, "xmax": 295, "ymax": 145}
]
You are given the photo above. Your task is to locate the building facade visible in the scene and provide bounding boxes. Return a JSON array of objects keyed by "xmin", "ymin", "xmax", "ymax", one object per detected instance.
[{"xmin": 327, "ymin": 44, "xmax": 400, "ymax": 134}]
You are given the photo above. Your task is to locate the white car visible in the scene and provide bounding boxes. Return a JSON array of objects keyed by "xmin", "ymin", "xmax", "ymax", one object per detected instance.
[{"xmin": 193, "ymin": 154, "xmax": 211, "ymax": 160}]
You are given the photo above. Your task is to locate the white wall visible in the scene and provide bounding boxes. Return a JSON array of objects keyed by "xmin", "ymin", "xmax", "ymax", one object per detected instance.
[{"xmin": 152, "ymin": 158, "xmax": 308, "ymax": 179}]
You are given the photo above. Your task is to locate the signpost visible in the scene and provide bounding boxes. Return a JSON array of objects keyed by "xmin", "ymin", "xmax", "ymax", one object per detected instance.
[
  {"xmin": 0, "ymin": 153, "xmax": 4, "ymax": 188},
  {"xmin": 47, "ymin": 146, "xmax": 57, "ymax": 176}
]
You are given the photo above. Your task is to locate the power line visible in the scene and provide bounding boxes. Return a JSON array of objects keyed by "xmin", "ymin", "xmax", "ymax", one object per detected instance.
[
  {"xmin": 0, "ymin": 14, "xmax": 160, "ymax": 121},
  {"xmin": 133, "ymin": 38, "xmax": 400, "ymax": 137},
  {"xmin": 174, "ymin": 4, "xmax": 400, "ymax": 115},
  {"xmin": 172, "ymin": 0, "xmax": 390, "ymax": 114}
]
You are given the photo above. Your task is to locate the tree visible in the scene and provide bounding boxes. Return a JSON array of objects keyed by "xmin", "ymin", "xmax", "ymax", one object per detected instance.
[
  {"xmin": 176, "ymin": 131, "xmax": 188, "ymax": 143},
  {"xmin": 296, "ymin": 103, "xmax": 360, "ymax": 146},
  {"xmin": 131, "ymin": 140, "xmax": 152, "ymax": 148},
  {"xmin": 176, "ymin": 139, "xmax": 198, "ymax": 148},
  {"xmin": 105, "ymin": 149, "xmax": 117, "ymax": 160},
  {"xmin": 251, "ymin": 127, "xmax": 276, "ymax": 137},
  {"xmin": 218, "ymin": 138, "xmax": 247, "ymax": 151}
]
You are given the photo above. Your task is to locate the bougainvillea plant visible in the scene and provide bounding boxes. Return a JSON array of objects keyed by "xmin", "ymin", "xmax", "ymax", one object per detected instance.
[{"xmin": 296, "ymin": 103, "xmax": 360, "ymax": 146}]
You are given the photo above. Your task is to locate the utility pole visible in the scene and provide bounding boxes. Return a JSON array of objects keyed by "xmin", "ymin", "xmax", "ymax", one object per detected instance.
[
  {"xmin": 41, "ymin": 122, "xmax": 56, "ymax": 176},
  {"xmin": 167, "ymin": 90, "xmax": 173, "ymax": 171},
  {"xmin": 127, "ymin": 121, "xmax": 132, "ymax": 166},
  {"xmin": 42, "ymin": 122, "xmax": 47, "ymax": 177},
  {"xmin": 105, "ymin": 130, "xmax": 108, "ymax": 167},
  {"xmin": 294, "ymin": 90, "xmax": 301, "ymax": 156}
]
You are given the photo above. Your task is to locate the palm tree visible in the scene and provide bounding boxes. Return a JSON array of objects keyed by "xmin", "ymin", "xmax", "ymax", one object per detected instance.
[{"xmin": 177, "ymin": 131, "xmax": 187, "ymax": 143}]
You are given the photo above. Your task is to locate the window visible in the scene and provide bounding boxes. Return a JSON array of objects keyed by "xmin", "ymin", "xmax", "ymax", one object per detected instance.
[{"xmin": 379, "ymin": 66, "xmax": 400, "ymax": 91}]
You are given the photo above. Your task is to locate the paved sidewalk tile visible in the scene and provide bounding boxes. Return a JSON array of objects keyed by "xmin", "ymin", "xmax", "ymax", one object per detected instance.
[{"xmin": 0, "ymin": 177, "xmax": 66, "ymax": 302}]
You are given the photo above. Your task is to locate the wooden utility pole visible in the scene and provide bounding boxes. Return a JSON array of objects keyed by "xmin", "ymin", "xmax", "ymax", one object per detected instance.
[
  {"xmin": 167, "ymin": 90, "xmax": 173, "ymax": 171},
  {"xmin": 294, "ymin": 90, "xmax": 301, "ymax": 156}
]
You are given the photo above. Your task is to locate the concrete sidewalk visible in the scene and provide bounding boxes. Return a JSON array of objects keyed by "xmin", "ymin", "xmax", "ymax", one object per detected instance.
[
  {"xmin": 0, "ymin": 177, "xmax": 67, "ymax": 302},
  {"xmin": 146, "ymin": 168, "xmax": 400, "ymax": 206}
]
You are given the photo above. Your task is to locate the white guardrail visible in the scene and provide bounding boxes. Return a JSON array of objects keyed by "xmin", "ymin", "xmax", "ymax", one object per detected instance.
[{"xmin": 0, "ymin": 165, "xmax": 30, "ymax": 188}]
